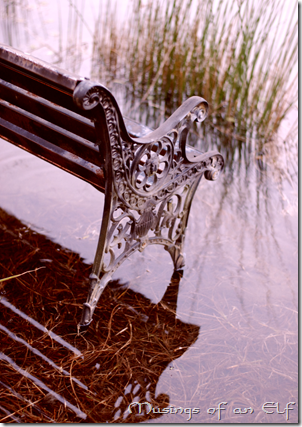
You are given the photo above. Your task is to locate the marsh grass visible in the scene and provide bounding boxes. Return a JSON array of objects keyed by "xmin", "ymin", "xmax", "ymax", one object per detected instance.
[
  {"xmin": 92, "ymin": 0, "xmax": 297, "ymax": 146},
  {"xmin": 1, "ymin": 0, "xmax": 297, "ymax": 155}
]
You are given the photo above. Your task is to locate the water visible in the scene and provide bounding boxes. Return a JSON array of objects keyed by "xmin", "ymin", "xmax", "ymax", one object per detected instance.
[{"xmin": 0, "ymin": 0, "xmax": 298, "ymax": 423}]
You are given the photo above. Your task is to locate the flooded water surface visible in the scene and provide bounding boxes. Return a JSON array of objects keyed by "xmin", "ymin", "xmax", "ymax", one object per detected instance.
[{"xmin": 0, "ymin": 0, "xmax": 298, "ymax": 423}]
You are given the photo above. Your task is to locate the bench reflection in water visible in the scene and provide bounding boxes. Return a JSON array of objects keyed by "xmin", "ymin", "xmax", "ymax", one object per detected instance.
[{"xmin": 0, "ymin": 208, "xmax": 199, "ymax": 423}]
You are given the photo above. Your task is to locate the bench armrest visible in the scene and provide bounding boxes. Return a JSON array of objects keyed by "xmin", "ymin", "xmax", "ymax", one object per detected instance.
[
  {"xmin": 134, "ymin": 96, "xmax": 208, "ymax": 142},
  {"xmin": 74, "ymin": 80, "xmax": 207, "ymax": 146},
  {"xmin": 73, "ymin": 80, "xmax": 224, "ymax": 193}
]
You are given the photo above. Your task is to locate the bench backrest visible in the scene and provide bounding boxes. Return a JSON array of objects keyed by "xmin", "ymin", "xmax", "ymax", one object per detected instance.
[{"xmin": 0, "ymin": 44, "xmax": 111, "ymax": 191}]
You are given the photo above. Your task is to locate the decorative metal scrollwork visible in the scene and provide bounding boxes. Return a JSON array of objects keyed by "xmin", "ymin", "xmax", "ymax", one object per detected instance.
[
  {"xmin": 73, "ymin": 80, "xmax": 224, "ymax": 327},
  {"xmin": 135, "ymin": 200, "xmax": 157, "ymax": 237},
  {"xmin": 131, "ymin": 138, "xmax": 174, "ymax": 194}
]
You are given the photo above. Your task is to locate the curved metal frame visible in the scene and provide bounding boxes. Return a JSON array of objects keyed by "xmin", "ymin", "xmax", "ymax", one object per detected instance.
[{"xmin": 74, "ymin": 80, "xmax": 224, "ymax": 327}]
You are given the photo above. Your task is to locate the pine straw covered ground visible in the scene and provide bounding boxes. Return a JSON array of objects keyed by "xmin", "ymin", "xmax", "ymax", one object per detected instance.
[{"xmin": 0, "ymin": 208, "xmax": 199, "ymax": 423}]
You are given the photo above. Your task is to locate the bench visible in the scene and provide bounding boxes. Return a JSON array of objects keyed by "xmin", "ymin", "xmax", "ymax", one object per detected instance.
[{"xmin": 0, "ymin": 43, "xmax": 224, "ymax": 329}]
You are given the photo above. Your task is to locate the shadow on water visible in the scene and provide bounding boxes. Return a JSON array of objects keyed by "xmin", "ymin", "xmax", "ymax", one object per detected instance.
[{"xmin": 0, "ymin": 208, "xmax": 200, "ymax": 423}]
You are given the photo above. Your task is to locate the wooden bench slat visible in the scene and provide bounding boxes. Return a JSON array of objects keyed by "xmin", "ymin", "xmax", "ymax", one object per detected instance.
[
  {"xmin": 0, "ymin": 100, "xmax": 103, "ymax": 167},
  {"xmin": 0, "ymin": 78, "xmax": 97, "ymax": 143},
  {"xmin": 0, "ymin": 44, "xmax": 80, "ymax": 91},
  {"xmin": 0, "ymin": 59, "xmax": 80, "ymax": 113},
  {"xmin": 0, "ymin": 116, "xmax": 105, "ymax": 191}
]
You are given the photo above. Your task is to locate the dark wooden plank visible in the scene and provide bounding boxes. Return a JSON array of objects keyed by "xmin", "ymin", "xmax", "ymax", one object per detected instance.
[
  {"xmin": 0, "ymin": 100, "xmax": 103, "ymax": 167},
  {"xmin": 0, "ymin": 60, "xmax": 84, "ymax": 115},
  {"xmin": 0, "ymin": 78, "xmax": 97, "ymax": 143},
  {"xmin": 0, "ymin": 44, "xmax": 81, "ymax": 91},
  {"xmin": 0, "ymin": 116, "xmax": 105, "ymax": 191}
]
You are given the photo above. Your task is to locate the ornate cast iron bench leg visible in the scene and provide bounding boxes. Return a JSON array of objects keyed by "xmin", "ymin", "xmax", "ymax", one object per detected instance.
[{"xmin": 74, "ymin": 81, "xmax": 224, "ymax": 328}]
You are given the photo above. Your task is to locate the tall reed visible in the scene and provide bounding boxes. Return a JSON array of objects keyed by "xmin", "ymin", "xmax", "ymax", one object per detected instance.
[{"xmin": 92, "ymin": 0, "xmax": 297, "ymax": 144}]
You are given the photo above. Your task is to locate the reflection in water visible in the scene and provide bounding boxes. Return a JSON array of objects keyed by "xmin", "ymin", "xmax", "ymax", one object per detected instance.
[
  {"xmin": 0, "ymin": 208, "xmax": 199, "ymax": 422},
  {"xmin": 0, "ymin": 324, "xmax": 87, "ymax": 391},
  {"xmin": 0, "ymin": 379, "xmax": 55, "ymax": 423},
  {"xmin": 0, "ymin": 404, "xmax": 22, "ymax": 423},
  {"xmin": 0, "ymin": 298, "xmax": 82, "ymax": 357},
  {"xmin": 0, "ymin": 352, "xmax": 87, "ymax": 420},
  {"xmin": 109, "ymin": 271, "xmax": 200, "ymax": 422},
  {"xmin": 0, "ymin": 0, "xmax": 97, "ymax": 76}
]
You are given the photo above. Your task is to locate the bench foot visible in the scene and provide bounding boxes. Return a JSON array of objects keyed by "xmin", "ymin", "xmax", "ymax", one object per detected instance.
[
  {"xmin": 78, "ymin": 241, "xmax": 185, "ymax": 329},
  {"xmin": 165, "ymin": 239, "xmax": 186, "ymax": 271},
  {"xmin": 78, "ymin": 273, "xmax": 111, "ymax": 328},
  {"xmin": 78, "ymin": 243, "xmax": 186, "ymax": 329}
]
